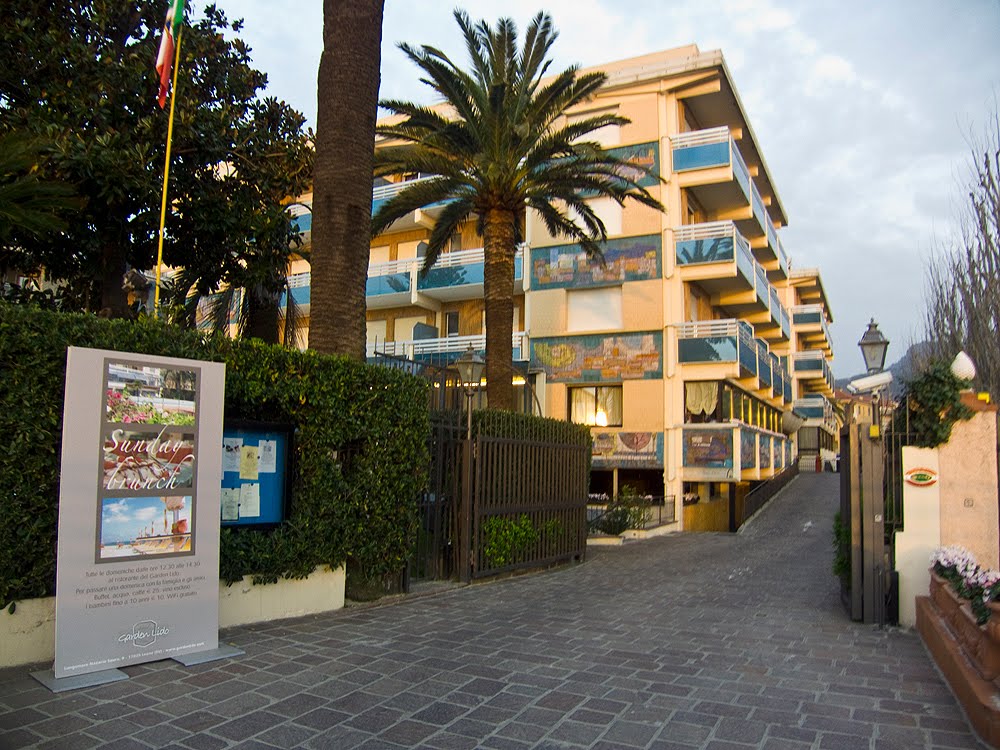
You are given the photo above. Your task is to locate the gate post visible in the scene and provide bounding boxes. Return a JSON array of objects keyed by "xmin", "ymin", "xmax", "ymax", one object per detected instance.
[
  {"xmin": 459, "ymin": 418, "xmax": 473, "ymax": 583},
  {"xmin": 847, "ymin": 421, "xmax": 864, "ymax": 621},
  {"xmin": 861, "ymin": 427, "xmax": 886, "ymax": 625}
]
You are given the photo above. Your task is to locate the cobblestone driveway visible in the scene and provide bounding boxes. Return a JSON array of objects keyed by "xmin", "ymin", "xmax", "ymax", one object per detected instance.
[{"xmin": 0, "ymin": 473, "xmax": 981, "ymax": 749}]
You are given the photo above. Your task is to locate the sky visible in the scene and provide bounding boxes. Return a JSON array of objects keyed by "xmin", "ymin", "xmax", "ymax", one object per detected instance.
[{"xmin": 208, "ymin": 0, "xmax": 1000, "ymax": 377}]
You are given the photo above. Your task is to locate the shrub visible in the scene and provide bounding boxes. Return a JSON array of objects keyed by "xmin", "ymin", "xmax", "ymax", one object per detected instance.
[
  {"xmin": 0, "ymin": 303, "xmax": 429, "ymax": 606},
  {"xmin": 482, "ymin": 514, "xmax": 538, "ymax": 569},
  {"xmin": 590, "ymin": 486, "xmax": 650, "ymax": 535}
]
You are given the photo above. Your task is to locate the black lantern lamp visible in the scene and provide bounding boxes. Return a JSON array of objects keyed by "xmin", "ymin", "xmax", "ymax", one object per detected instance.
[
  {"xmin": 858, "ymin": 318, "xmax": 889, "ymax": 375},
  {"xmin": 455, "ymin": 348, "xmax": 485, "ymax": 397}
]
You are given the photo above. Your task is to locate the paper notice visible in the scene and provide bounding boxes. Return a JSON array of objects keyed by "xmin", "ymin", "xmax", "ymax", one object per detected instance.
[
  {"xmin": 258, "ymin": 439, "xmax": 277, "ymax": 474},
  {"xmin": 239, "ymin": 445, "xmax": 259, "ymax": 480},
  {"xmin": 239, "ymin": 483, "xmax": 260, "ymax": 518},
  {"xmin": 221, "ymin": 488, "xmax": 240, "ymax": 521},
  {"xmin": 222, "ymin": 437, "xmax": 243, "ymax": 473}
]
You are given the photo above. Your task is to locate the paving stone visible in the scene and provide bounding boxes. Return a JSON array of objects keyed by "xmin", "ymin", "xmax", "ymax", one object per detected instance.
[
  {"xmin": 0, "ymin": 728, "xmax": 45, "ymax": 749},
  {"xmin": 0, "ymin": 476, "xmax": 984, "ymax": 750},
  {"xmin": 211, "ymin": 710, "xmax": 285, "ymax": 741}
]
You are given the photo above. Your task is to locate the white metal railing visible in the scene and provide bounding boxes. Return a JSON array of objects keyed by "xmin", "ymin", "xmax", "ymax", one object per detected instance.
[
  {"xmin": 368, "ymin": 332, "xmax": 527, "ymax": 359},
  {"xmin": 367, "ymin": 256, "xmax": 421, "ymax": 276},
  {"xmin": 371, "ymin": 175, "xmax": 435, "ymax": 202},
  {"xmin": 670, "ymin": 126, "xmax": 729, "ymax": 150},
  {"xmin": 791, "ymin": 304, "xmax": 825, "ymax": 317},
  {"xmin": 792, "ymin": 350, "xmax": 826, "ymax": 364},
  {"xmin": 674, "ymin": 319, "xmax": 740, "ymax": 339},
  {"xmin": 287, "ymin": 272, "xmax": 310, "ymax": 288},
  {"xmin": 674, "ymin": 221, "xmax": 732, "ymax": 242},
  {"xmin": 367, "ymin": 246, "xmax": 524, "ymax": 277}
]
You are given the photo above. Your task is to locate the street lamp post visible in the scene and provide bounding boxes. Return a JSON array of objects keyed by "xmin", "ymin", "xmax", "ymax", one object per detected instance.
[
  {"xmin": 858, "ymin": 318, "xmax": 889, "ymax": 375},
  {"xmin": 454, "ymin": 348, "xmax": 485, "ymax": 583},
  {"xmin": 855, "ymin": 319, "xmax": 891, "ymax": 629}
]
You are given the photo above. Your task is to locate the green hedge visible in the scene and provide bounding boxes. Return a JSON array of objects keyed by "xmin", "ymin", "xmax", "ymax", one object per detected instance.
[
  {"xmin": 0, "ymin": 303, "xmax": 429, "ymax": 606},
  {"xmin": 474, "ymin": 409, "xmax": 592, "ymax": 449}
]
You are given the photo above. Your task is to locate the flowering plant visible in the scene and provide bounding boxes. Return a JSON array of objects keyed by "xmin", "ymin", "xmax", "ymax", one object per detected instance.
[
  {"xmin": 930, "ymin": 545, "xmax": 1000, "ymax": 624},
  {"xmin": 930, "ymin": 545, "xmax": 978, "ymax": 589}
]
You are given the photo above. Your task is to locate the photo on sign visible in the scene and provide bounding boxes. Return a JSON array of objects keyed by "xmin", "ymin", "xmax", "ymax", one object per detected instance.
[
  {"xmin": 97, "ymin": 495, "xmax": 194, "ymax": 562},
  {"xmin": 102, "ymin": 428, "xmax": 195, "ymax": 491},
  {"xmin": 105, "ymin": 362, "xmax": 197, "ymax": 426}
]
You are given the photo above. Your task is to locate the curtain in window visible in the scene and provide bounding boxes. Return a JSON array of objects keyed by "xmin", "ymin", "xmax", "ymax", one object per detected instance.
[
  {"xmin": 598, "ymin": 387, "xmax": 623, "ymax": 426},
  {"xmin": 685, "ymin": 381, "xmax": 718, "ymax": 416},
  {"xmin": 571, "ymin": 388, "xmax": 597, "ymax": 424}
]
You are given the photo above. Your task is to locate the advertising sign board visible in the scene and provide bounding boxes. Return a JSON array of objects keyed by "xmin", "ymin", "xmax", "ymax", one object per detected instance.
[{"xmin": 54, "ymin": 348, "xmax": 225, "ymax": 679}]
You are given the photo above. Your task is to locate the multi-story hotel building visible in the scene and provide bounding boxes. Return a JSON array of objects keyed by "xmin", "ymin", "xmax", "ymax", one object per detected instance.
[{"xmin": 284, "ymin": 44, "xmax": 838, "ymax": 529}]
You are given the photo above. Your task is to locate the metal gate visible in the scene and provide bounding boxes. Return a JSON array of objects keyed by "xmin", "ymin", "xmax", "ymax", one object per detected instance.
[{"xmin": 840, "ymin": 399, "xmax": 912, "ymax": 626}]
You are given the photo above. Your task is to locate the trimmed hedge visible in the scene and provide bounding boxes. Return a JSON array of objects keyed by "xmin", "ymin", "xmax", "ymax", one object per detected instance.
[{"xmin": 0, "ymin": 302, "xmax": 429, "ymax": 606}]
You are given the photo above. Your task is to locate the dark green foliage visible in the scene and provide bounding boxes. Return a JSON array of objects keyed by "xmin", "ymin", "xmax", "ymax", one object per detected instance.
[
  {"xmin": 0, "ymin": 303, "xmax": 429, "ymax": 606},
  {"xmin": 589, "ymin": 486, "xmax": 650, "ymax": 535},
  {"xmin": 832, "ymin": 511, "xmax": 851, "ymax": 591},
  {"xmin": 474, "ymin": 409, "xmax": 592, "ymax": 449},
  {"xmin": 0, "ymin": 2, "xmax": 313, "ymax": 325},
  {"xmin": 896, "ymin": 359, "xmax": 973, "ymax": 447},
  {"xmin": 482, "ymin": 515, "xmax": 537, "ymax": 569}
]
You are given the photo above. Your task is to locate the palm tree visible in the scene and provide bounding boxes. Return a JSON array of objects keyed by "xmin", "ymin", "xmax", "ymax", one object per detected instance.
[
  {"xmin": 372, "ymin": 11, "xmax": 664, "ymax": 410},
  {"xmin": 309, "ymin": 0, "xmax": 385, "ymax": 360}
]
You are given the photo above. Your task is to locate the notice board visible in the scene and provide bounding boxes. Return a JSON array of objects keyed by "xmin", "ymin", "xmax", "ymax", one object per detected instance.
[{"xmin": 220, "ymin": 422, "xmax": 291, "ymax": 528}]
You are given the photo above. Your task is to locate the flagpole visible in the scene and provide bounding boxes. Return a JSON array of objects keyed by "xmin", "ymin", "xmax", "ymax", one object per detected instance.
[{"xmin": 154, "ymin": 26, "xmax": 183, "ymax": 317}]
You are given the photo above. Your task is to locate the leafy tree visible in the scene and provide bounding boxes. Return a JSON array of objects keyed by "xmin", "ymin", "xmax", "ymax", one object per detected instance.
[
  {"xmin": 0, "ymin": 133, "xmax": 81, "ymax": 246},
  {"xmin": 923, "ymin": 109, "xmax": 1000, "ymax": 397},
  {"xmin": 0, "ymin": 1, "xmax": 312, "ymax": 332},
  {"xmin": 372, "ymin": 11, "xmax": 664, "ymax": 410},
  {"xmin": 309, "ymin": 0, "xmax": 384, "ymax": 359}
]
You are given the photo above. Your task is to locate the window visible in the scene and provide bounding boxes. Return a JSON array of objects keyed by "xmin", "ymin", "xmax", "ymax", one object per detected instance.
[
  {"xmin": 450, "ymin": 233, "xmax": 463, "ymax": 252},
  {"xmin": 445, "ymin": 311, "xmax": 459, "ymax": 338},
  {"xmin": 569, "ymin": 386, "xmax": 623, "ymax": 427},
  {"xmin": 567, "ymin": 287, "xmax": 623, "ymax": 332}
]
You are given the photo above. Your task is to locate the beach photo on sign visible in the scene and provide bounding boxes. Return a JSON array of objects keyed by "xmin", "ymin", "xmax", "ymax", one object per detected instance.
[
  {"xmin": 102, "ymin": 428, "xmax": 195, "ymax": 491},
  {"xmin": 97, "ymin": 496, "xmax": 193, "ymax": 561},
  {"xmin": 105, "ymin": 362, "xmax": 197, "ymax": 426}
]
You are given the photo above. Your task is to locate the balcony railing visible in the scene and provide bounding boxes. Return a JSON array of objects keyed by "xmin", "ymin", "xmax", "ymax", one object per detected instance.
[
  {"xmin": 366, "ymin": 247, "xmax": 524, "ymax": 297},
  {"xmin": 792, "ymin": 350, "xmax": 835, "ymax": 392},
  {"xmin": 671, "ymin": 127, "xmax": 753, "ymax": 206},
  {"xmin": 757, "ymin": 339, "xmax": 772, "ymax": 389},
  {"xmin": 674, "ymin": 221, "xmax": 754, "ymax": 273},
  {"xmin": 792, "ymin": 304, "xmax": 832, "ymax": 346},
  {"xmin": 681, "ymin": 423, "xmax": 788, "ymax": 479},
  {"xmin": 367, "ymin": 331, "xmax": 528, "ymax": 361}
]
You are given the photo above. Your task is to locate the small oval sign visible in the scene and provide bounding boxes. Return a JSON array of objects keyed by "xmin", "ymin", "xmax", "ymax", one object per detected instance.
[{"xmin": 904, "ymin": 467, "xmax": 938, "ymax": 487}]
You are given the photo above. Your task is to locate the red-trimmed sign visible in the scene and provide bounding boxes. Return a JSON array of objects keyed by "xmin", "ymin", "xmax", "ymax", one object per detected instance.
[{"xmin": 904, "ymin": 467, "xmax": 938, "ymax": 487}]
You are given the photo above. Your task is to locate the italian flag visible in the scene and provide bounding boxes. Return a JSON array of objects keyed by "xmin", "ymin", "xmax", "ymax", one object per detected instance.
[{"xmin": 155, "ymin": 0, "xmax": 186, "ymax": 109}]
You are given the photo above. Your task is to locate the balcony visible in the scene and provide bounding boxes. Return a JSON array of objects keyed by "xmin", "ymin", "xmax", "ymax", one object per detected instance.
[
  {"xmin": 370, "ymin": 176, "xmax": 451, "ymax": 231},
  {"xmin": 675, "ymin": 319, "xmax": 787, "ymax": 404},
  {"xmin": 676, "ymin": 319, "xmax": 756, "ymax": 374},
  {"xmin": 792, "ymin": 304, "xmax": 833, "ymax": 356},
  {"xmin": 278, "ymin": 272, "xmax": 311, "ymax": 313},
  {"xmin": 674, "ymin": 221, "xmax": 756, "ymax": 290},
  {"xmin": 367, "ymin": 331, "xmax": 528, "ymax": 363},
  {"xmin": 681, "ymin": 423, "xmax": 788, "ymax": 481},
  {"xmin": 792, "ymin": 350, "xmax": 835, "ymax": 396},
  {"xmin": 793, "ymin": 395, "xmax": 839, "ymax": 434},
  {"xmin": 366, "ymin": 247, "xmax": 524, "ymax": 309},
  {"xmin": 671, "ymin": 127, "xmax": 752, "ymax": 214}
]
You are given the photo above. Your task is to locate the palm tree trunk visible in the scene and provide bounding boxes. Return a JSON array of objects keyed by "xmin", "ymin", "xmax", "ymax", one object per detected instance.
[
  {"xmin": 482, "ymin": 208, "xmax": 516, "ymax": 411},
  {"xmin": 309, "ymin": 0, "xmax": 384, "ymax": 359}
]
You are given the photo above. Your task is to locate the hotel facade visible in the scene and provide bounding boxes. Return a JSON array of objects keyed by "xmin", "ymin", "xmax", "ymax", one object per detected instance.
[{"xmin": 286, "ymin": 45, "xmax": 838, "ymax": 529}]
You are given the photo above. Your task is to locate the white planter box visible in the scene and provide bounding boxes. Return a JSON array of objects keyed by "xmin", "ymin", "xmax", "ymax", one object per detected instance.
[{"xmin": 0, "ymin": 565, "xmax": 345, "ymax": 669}]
